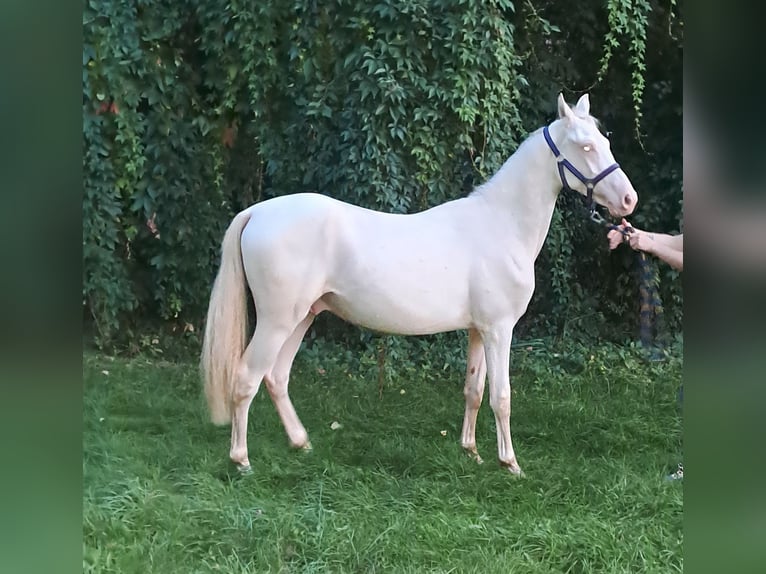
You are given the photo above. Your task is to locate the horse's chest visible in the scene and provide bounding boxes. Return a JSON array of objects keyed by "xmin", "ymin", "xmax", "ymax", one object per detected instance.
[{"xmin": 469, "ymin": 254, "xmax": 535, "ymax": 319}]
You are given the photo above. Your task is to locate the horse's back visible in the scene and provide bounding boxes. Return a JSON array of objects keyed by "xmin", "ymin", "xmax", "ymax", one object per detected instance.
[
  {"xmin": 241, "ymin": 191, "xmax": 465, "ymax": 255},
  {"xmin": 237, "ymin": 192, "xmax": 480, "ymax": 333}
]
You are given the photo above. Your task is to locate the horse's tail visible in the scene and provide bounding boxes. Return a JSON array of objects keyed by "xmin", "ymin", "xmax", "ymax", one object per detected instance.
[{"xmin": 200, "ymin": 206, "xmax": 254, "ymax": 425}]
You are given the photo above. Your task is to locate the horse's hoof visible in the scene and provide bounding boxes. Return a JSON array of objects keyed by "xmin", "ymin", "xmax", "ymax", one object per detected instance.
[
  {"xmin": 301, "ymin": 441, "xmax": 313, "ymax": 453},
  {"xmin": 237, "ymin": 463, "xmax": 253, "ymax": 475},
  {"xmin": 500, "ymin": 460, "xmax": 524, "ymax": 477},
  {"xmin": 463, "ymin": 447, "xmax": 484, "ymax": 465}
]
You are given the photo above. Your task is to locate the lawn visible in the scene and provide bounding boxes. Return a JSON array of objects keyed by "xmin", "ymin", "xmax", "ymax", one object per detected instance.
[{"xmin": 83, "ymin": 339, "xmax": 682, "ymax": 573}]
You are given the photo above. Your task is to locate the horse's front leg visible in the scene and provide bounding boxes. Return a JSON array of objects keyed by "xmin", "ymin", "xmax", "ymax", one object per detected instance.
[
  {"xmin": 481, "ymin": 324, "xmax": 523, "ymax": 476},
  {"xmin": 460, "ymin": 328, "xmax": 487, "ymax": 463}
]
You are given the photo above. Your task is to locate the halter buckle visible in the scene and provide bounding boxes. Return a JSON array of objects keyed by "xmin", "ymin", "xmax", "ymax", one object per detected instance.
[{"xmin": 589, "ymin": 210, "xmax": 606, "ymax": 225}]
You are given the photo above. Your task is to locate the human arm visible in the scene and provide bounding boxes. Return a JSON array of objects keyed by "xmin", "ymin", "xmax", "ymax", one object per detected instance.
[
  {"xmin": 630, "ymin": 232, "xmax": 683, "ymax": 271},
  {"xmin": 607, "ymin": 218, "xmax": 683, "ymax": 271}
]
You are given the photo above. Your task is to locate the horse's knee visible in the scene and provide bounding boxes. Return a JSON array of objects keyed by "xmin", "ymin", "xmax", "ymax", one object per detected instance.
[
  {"xmin": 464, "ymin": 386, "xmax": 483, "ymax": 410},
  {"xmin": 489, "ymin": 390, "xmax": 511, "ymax": 417}
]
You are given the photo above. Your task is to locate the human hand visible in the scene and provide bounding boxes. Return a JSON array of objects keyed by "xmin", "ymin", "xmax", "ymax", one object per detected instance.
[
  {"xmin": 607, "ymin": 228, "xmax": 623, "ymax": 250},
  {"xmin": 607, "ymin": 218, "xmax": 632, "ymax": 250}
]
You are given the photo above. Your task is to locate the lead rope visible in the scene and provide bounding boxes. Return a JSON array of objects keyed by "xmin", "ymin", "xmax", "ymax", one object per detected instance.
[{"xmin": 589, "ymin": 212, "xmax": 664, "ymax": 358}]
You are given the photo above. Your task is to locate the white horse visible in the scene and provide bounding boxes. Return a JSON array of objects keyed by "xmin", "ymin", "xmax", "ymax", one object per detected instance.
[{"xmin": 201, "ymin": 93, "xmax": 637, "ymax": 475}]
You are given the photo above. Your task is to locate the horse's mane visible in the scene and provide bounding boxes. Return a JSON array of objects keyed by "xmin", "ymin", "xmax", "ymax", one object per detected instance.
[{"xmin": 468, "ymin": 126, "xmax": 544, "ymax": 197}]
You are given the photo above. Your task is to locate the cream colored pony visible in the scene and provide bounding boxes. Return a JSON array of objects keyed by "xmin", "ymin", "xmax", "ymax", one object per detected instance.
[{"xmin": 201, "ymin": 93, "xmax": 637, "ymax": 475}]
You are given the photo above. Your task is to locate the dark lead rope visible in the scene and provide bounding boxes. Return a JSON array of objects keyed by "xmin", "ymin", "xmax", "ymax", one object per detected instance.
[{"xmin": 590, "ymin": 212, "xmax": 664, "ymax": 355}]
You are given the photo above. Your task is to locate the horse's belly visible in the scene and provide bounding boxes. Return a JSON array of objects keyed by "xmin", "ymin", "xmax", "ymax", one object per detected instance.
[{"xmin": 321, "ymin": 288, "xmax": 470, "ymax": 335}]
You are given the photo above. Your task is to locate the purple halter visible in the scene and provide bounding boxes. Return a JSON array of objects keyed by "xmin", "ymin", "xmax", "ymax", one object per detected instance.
[{"xmin": 543, "ymin": 125, "xmax": 620, "ymax": 214}]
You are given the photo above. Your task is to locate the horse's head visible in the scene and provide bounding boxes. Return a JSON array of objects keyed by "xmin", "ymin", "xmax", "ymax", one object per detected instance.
[{"xmin": 547, "ymin": 93, "xmax": 638, "ymax": 218}]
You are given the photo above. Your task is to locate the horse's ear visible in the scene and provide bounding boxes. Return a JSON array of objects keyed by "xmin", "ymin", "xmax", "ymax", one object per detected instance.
[
  {"xmin": 574, "ymin": 94, "xmax": 590, "ymax": 117},
  {"xmin": 557, "ymin": 93, "xmax": 575, "ymax": 121}
]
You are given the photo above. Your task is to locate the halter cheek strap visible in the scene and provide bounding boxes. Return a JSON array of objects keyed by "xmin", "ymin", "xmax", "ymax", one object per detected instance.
[{"xmin": 543, "ymin": 125, "xmax": 620, "ymax": 214}]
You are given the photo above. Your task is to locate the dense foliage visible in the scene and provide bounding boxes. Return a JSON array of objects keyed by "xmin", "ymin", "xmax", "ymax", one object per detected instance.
[{"xmin": 83, "ymin": 0, "xmax": 683, "ymax": 351}]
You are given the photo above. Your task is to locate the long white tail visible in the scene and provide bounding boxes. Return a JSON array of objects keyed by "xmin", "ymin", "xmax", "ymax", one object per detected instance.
[{"xmin": 200, "ymin": 207, "xmax": 254, "ymax": 425}]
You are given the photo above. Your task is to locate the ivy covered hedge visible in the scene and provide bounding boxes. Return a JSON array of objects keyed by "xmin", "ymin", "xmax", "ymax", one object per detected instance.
[{"xmin": 83, "ymin": 0, "xmax": 683, "ymax": 350}]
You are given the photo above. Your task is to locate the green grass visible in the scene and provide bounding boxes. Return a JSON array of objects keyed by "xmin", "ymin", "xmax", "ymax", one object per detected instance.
[{"xmin": 83, "ymin": 341, "xmax": 682, "ymax": 573}]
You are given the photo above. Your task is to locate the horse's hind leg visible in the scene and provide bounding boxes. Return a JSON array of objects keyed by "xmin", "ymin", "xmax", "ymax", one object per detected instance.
[
  {"xmin": 264, "ymin": 313, "xmax": 315, "ymax": 450},
  {"xmin": 229, "ymin": 322, "xmax": 292, "ymax": 470},
  {"xmin": 460, "ymin": 328, "xmax": 487, "ymax": 463}
]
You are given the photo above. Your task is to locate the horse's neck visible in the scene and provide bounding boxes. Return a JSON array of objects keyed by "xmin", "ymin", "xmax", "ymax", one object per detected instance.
[{"xmin": 474, "ymin": 133, "xmax": 562, "ymax": 260}]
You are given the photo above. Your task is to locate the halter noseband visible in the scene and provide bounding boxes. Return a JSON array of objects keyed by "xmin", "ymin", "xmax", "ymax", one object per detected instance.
[{"xmin": 543, "ymin": 125, "xmax": 620, "ymax": 214}]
